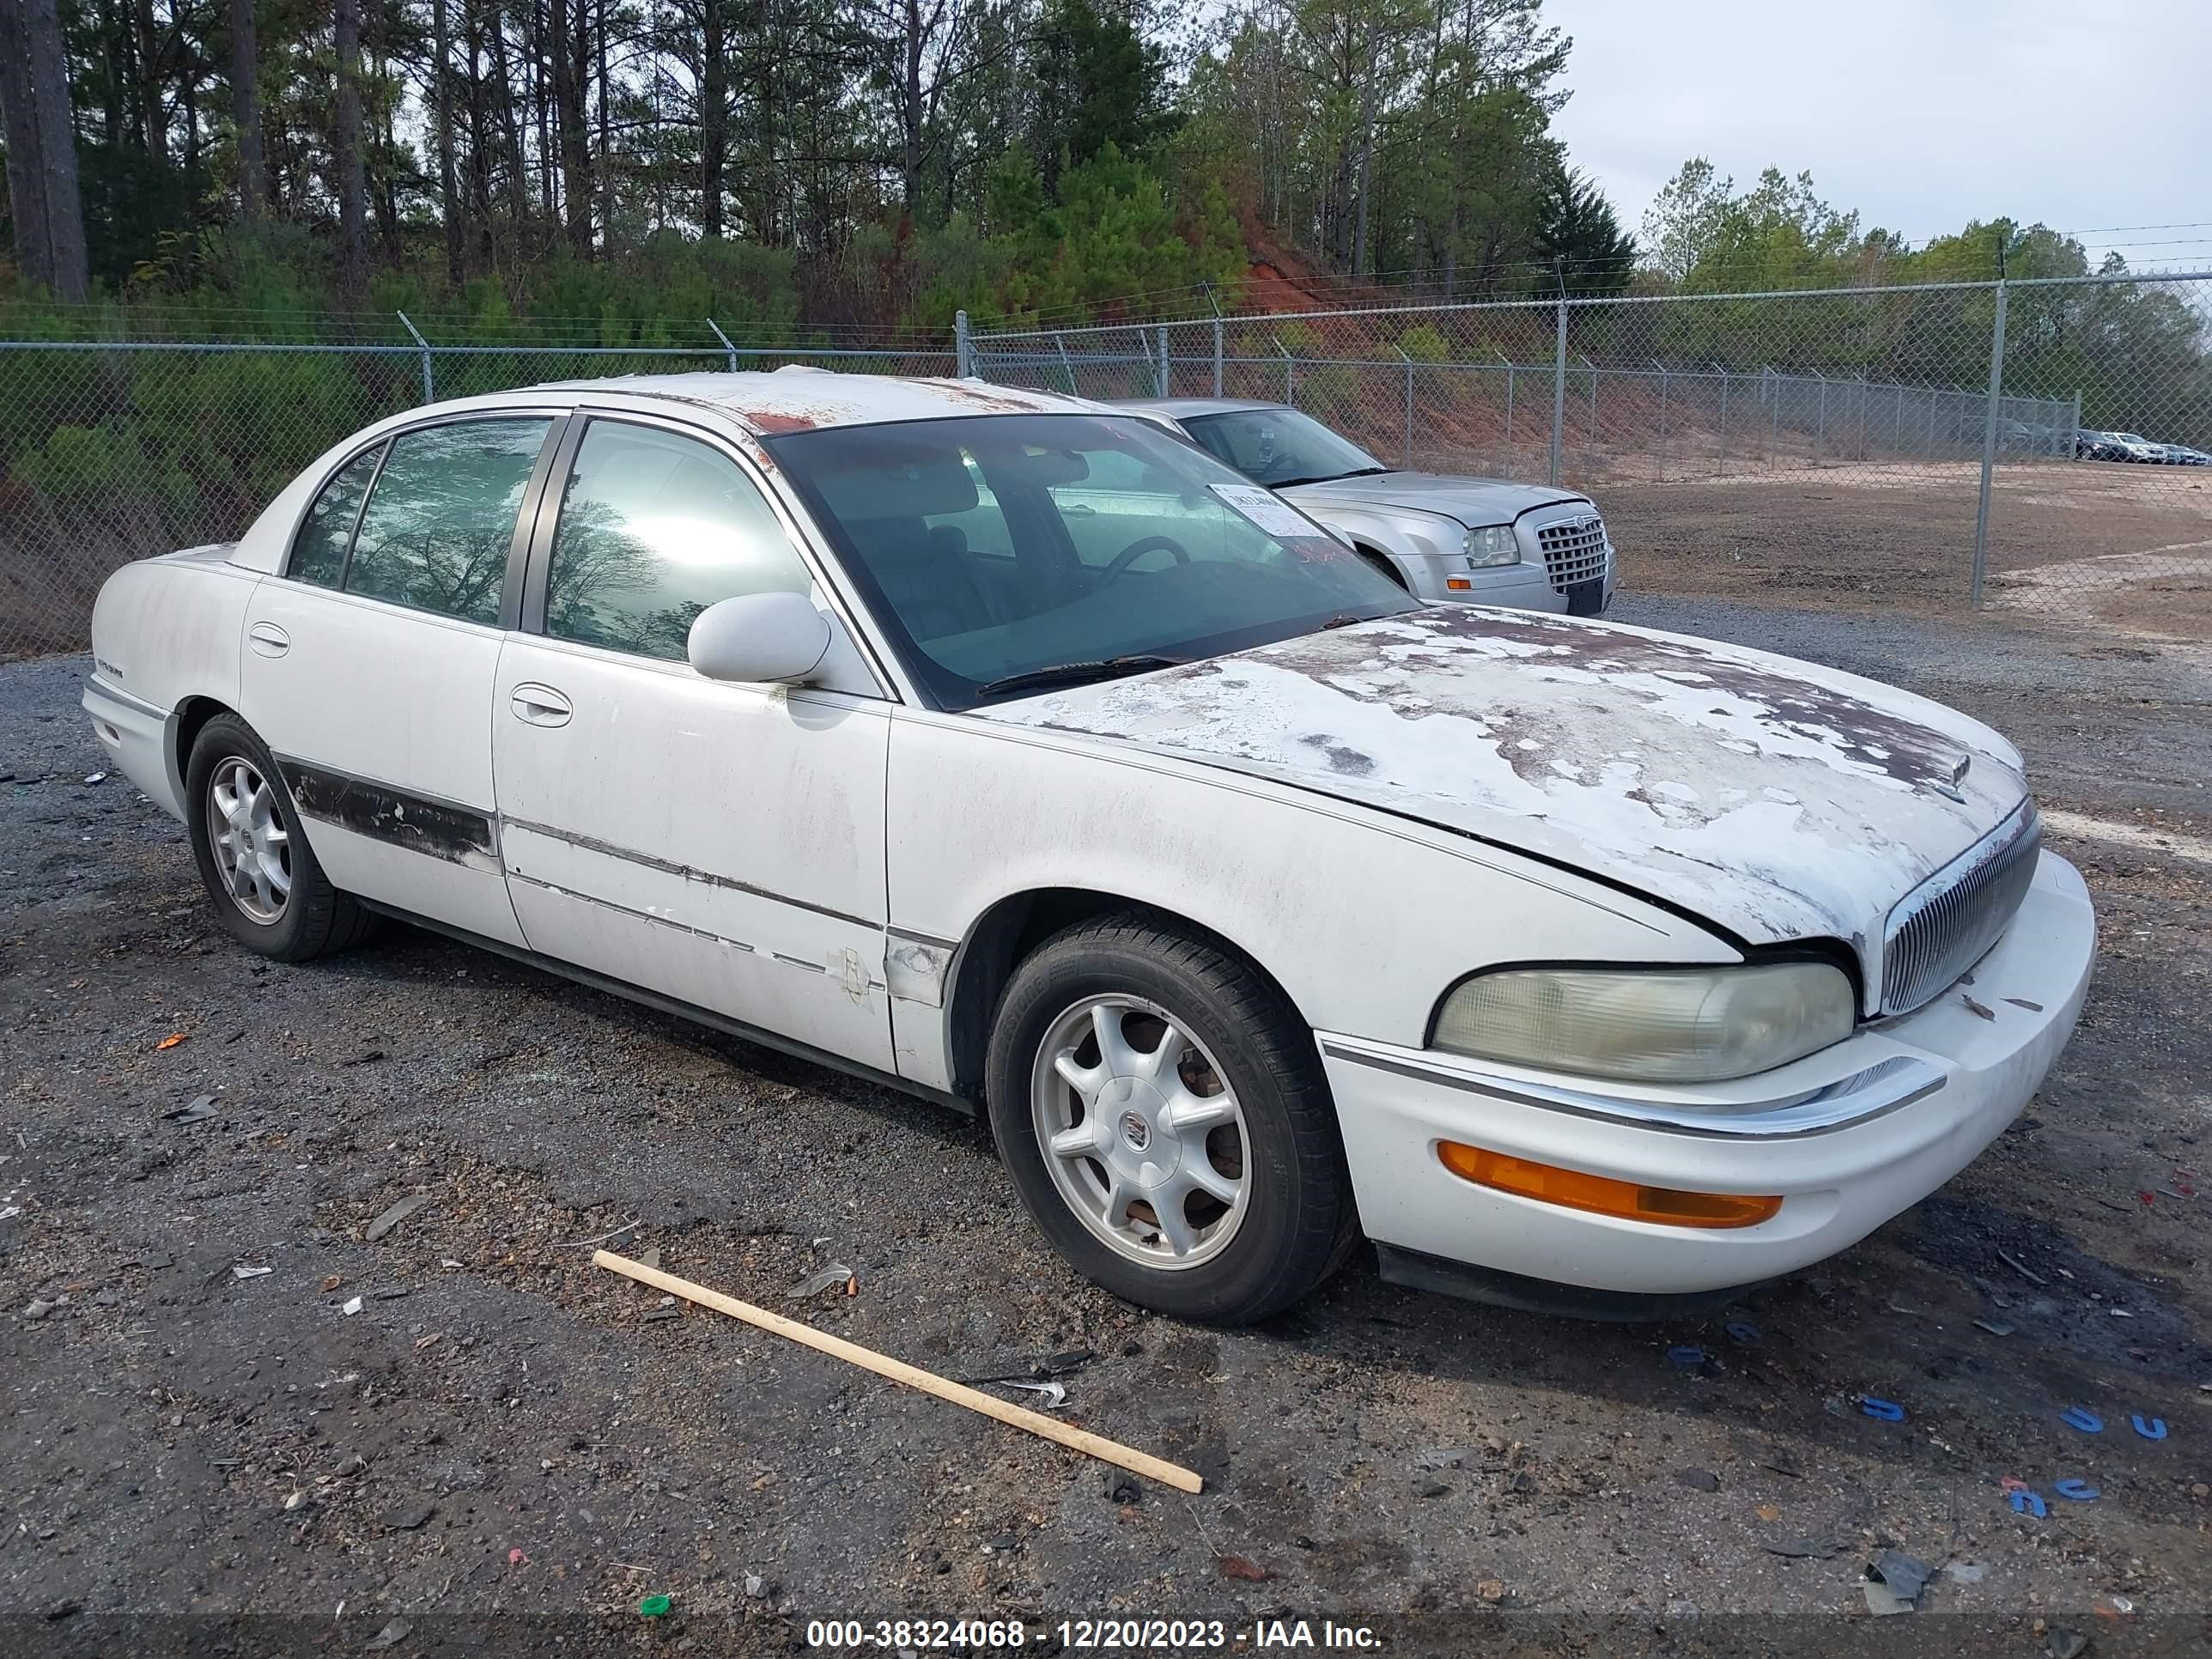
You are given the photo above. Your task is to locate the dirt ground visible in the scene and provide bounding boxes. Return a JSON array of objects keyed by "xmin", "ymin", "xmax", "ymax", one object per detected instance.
[
  {"xmin": 3, "ymin": 604, "xmax": 2210, "ymax": 1656},
  {"xmin": 1592, "ymin": 459, "xmax": 2212, "ymax": 638}
]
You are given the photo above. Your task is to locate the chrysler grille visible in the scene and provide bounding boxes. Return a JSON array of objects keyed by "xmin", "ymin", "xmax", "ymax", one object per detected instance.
[
  {"xmin": 1535, "ymin": 515, "xmax": 1610, "ymax": 591},
  {"xmin": 1881, "ymin": 800, "xmax": 2042, "ymax": 1014}
]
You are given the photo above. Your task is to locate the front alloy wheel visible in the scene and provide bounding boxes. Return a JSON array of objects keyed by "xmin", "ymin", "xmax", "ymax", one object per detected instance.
[
  {"xmin": 1031, "ymin": 994, "xmax": 1250, "ymax": 1269},
  {"xmin": 987, "ymin": 913, "xmax": 1356, "ymax": 1323}
]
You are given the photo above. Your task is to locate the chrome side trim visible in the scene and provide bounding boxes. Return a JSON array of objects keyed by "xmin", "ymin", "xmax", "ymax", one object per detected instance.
[
  {"xmin": 85, "ymin": 674, "xmax": 169, "ymax": 720},
  {"xmin": 1317, "ymin": 1034, "xmax": 1945, "ymax": 1139}
]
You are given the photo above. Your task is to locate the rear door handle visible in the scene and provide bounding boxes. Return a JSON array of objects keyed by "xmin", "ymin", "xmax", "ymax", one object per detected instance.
[
  {"xmin": 509, "ymin": 684, "xmax": 572, "ymax": 727},
  {"xmin": 247, "ymin": 622, "xmax": 290, "ymax": 658}
]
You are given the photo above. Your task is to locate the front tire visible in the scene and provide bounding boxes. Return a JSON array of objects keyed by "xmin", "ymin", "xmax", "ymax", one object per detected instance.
[
  {"xmin": 986, "ymin": 915, "xmax": 1355, "ymax": 1323},
  {"xmin": 185, "ymin": 713, "xmax": 374, "ymax": 962}
]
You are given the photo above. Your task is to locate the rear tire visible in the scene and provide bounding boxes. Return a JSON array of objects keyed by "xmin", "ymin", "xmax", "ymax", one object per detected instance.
[
  {"xmin": 185, "ymin": 713, "xmax": 374, "ymax": 962},
  {"xmin": 986, "ymin": 914, "xmax": 1356, "ymax": 1323}
]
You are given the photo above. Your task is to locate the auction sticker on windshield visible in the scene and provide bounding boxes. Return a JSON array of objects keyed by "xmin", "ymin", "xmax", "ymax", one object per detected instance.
[{"xmin": 1209, "ymin": 482, "xmax": 1327, "ymax": 540}]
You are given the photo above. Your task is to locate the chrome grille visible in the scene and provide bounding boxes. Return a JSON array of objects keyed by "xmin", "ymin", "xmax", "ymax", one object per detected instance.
[
  {"xmin": 1881, "ymin": 800, "xmax": 2041, "ymax": 1014},
  {"xmin": 1534, "ymin": 515, "xmax": 1610, "ymax": 591}
]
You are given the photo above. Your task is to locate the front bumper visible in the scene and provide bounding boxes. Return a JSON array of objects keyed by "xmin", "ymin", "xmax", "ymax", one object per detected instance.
[
  {"xmin": 1322, "ymin": 849, "xmax": 2094, "ymax": 1301},
  {"xmin": 1408, "ymin": 559, "xmax": 1614, "ymax": 616}
]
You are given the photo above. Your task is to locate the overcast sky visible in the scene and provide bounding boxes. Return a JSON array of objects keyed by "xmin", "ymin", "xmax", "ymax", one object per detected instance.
[{"xmin": 1542, "ymin": 0, "xmax": 2212, "ymax": 271}]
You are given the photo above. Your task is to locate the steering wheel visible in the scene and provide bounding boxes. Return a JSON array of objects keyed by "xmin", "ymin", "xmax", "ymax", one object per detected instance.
[{"xmin": 1099, "ymin": 534, "xmax": 1193, "ymax": 583}]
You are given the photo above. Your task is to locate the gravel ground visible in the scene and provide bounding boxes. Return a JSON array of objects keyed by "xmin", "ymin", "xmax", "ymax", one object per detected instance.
[{"xmin": 3, "ymin": 609, "xmax": 2209, "ymax": 1656}]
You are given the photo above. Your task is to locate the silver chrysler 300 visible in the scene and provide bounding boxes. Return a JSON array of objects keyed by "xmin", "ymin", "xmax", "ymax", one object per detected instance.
[{"xmin": 1118, "ymin": 398, "xmax": 1616, "ymax": 616}]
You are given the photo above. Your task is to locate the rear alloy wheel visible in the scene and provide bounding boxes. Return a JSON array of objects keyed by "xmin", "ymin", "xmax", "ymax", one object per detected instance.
[
  {"xmin": 206, "ymin": 755, "xmax": 293, "ymax": 923},
  {"xmin": 185, "ymin": 713, "xmax": 375, "ymax": 962},
  {"xmin": 987, "ymin": 915, "xmax": 1356, "ymax": 1323}
]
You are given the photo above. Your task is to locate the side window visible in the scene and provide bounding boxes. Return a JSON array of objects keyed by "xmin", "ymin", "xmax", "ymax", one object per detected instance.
[
  {"xmin": 345, "ymin": 417, "xmax": 550, "ymax": 624},
  {"xmin": 544, "ymin": 421, "xmax": 813, "ymax": 662},
  {"xmin": 289, "ymin": 444, "xmax": 382, "ymax": 587}
]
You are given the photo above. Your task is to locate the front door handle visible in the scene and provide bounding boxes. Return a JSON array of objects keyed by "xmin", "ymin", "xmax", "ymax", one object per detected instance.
[
  {"xmin": 510, "ymin": 684, "xmax": 572, "ymax": 727},
  {"xmin": 247, "ymin": 621, "xmax": 290, "ymax": 658}
]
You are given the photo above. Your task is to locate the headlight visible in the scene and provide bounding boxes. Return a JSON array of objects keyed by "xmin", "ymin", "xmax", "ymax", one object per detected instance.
[
  {"xmin": 1431, "ymin": 962, "xmax": 1856, "ymax": 1083},
  {"xmin": 1463, "ymin": 525, "xmax": 1518, "ymax": 567}
]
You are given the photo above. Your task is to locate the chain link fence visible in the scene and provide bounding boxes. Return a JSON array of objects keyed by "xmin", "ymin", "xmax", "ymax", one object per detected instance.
[
  {"xmin": 969, "ymin": 272, "xmax": 2212, "ymax": 641},
  {"xmin": 5, "ymin": 279, "xmax": 2206, "ymax": 661},
  {"xmin": 0, "ymin": 325, "xmax": 953, "ymax": 659}
]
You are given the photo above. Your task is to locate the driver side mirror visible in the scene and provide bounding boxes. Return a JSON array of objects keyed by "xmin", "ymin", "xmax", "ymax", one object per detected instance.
[{"xmin": 687, "ymin": 591, "xmax": 835, "ymax": 685}]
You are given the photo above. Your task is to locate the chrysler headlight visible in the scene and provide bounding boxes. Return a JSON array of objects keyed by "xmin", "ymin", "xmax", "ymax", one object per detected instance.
[
  {"xmin": 1464, "ymin": 525, "xmax": 1518, "ymax": 567},
  {"xmin": 1431, "ymin": 962, "xmax": 1856, "ymax": 1083}
]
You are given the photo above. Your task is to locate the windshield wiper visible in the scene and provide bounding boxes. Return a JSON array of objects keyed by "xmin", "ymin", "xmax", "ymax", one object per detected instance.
[
  {"xmin": 1275, "ymin": 465, "xmax": 1393, "ymax": 486},
  {"xmin": 978, "ymin": 654, "xmax": 1184, "ymax": 696}
]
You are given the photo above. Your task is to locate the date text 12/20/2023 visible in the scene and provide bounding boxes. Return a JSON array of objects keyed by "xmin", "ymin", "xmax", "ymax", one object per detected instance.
[{"xmin": 804, "ymin": 1617, "xmax": 1385, "ymax": 1650}]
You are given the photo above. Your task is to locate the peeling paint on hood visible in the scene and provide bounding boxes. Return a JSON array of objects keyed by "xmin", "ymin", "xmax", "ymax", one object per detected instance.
[{"xmin": 979, "ymin": 606, "xmax": 2029, "ymax": 963}]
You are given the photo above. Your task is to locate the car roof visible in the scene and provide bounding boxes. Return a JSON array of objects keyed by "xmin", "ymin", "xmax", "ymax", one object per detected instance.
[
  {"xmin": 1114, "ymin": 398, "xmax": 1286, "ymax": 419},
  {"xmin": 530, "ymin": 368, "xmax": 1099, "ymax": 436}
]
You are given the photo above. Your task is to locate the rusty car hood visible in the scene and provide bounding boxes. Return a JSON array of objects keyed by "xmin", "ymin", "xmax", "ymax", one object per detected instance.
[{"xmin": 979, "ymin": 607, "xmax": 2029, "ymax": 955}]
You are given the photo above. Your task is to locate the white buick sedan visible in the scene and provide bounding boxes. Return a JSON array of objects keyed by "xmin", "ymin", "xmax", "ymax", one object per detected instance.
[{"xmin": 86, "ymin": 371, "xmax": 2094, "ymax": 1323}]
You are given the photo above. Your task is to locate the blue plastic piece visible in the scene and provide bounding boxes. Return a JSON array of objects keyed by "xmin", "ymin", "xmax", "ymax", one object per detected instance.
[
  {"xmin": 1860, "ymin": 1396, "xmax": 1905, "ymax": 1422},
  {"xmin": 2060, "ymin": 1407, "xmax": 2103, "ymax": 1433},
  {"xmin": 1724, "ymin": 1321, "xmax": 1761, "ymax": 1346},
  {"xmin": 1667, "ymin": 1345, "xmax": 1708, "ymax": 1368},
  {"xmin": 2053, "ymin": 1479, "xmax": 2100, "ymax": 1502},
  {"xmin": 2008, "ymin": 1489, "xmax": 2048, "ymax": 1517},
  {"xmin": 2131, "ymin": 1415, "xmax": 2167, "ymax": 1441}
]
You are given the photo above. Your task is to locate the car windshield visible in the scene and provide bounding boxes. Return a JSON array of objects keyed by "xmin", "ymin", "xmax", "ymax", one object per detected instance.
[
  {"xmin": 767, "ymin": 413, "xmax": 1416, "ymax": 708},
  {"xmin": 1176, "ymin": 407, "xmax": 1389, "ymax": 488}
]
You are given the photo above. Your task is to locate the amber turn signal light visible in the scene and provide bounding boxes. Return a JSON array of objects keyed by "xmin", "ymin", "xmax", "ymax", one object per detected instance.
[
  {"xmin": 1436, "ymin": 1141, "xmax": 1782, "ymax": 1230},
  {"xmin": 1444, "ymin": 576, "xmax": 1474, "ymax": 590}
]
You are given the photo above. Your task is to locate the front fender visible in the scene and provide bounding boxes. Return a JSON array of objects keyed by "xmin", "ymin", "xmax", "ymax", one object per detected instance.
[{"xmin": 884, "ymin": 711, "xmax": 1737, "ymax": 1087}]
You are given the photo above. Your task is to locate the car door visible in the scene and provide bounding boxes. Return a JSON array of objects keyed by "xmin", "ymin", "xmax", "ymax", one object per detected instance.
[
  {"xmin": 490, "ymin": 411, "xmax": 896, "ymax": 1070},
  {"xmin": 239, "ymin": 411, "xmax": 562, "ymax": 946}
]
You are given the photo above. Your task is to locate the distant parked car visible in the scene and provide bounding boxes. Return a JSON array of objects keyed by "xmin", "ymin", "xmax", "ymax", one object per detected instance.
[
  {"xmin": 1115, "ymin": 399, "xmax": 1615, "ymax": 617},
  {"xmin": 2152, "ymin": 443, "xmax": 2211, "ymax": 465},
  {"xmin": 2093, "ymin": 430, "xmax": 2166, "ymax": 463}
]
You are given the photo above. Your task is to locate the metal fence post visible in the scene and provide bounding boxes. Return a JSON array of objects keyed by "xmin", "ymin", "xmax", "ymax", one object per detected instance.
[
  {"xmin": 2070, "ymin": 387, "xmax": 2082, "ymax": 457},
  {"xmin": 1054, "ymin": 331, "xmax": 1076, "ymax": 395},
  {"xmin": 1273, "ymin": 337, "xmax": 1293, "ymax": 403},
  {"xmin": 1713, "ymin": 363, "xmax": 1728, "ymax": 474},
  {"xmin": 1500, "ymin": 350, "xmax": 1515, "ymax": 451},
  {"xmin": 1972, "ymin": 280, "xmax": 2009, "ymax": 609},
  {"xmin": 1212, "ymin": 315, "xmax": 1224, "ymax": 398},
  {"xmin": 1550, "ymin": 296, "xmax": 1568, "ymax": 486},
  {"xmin": 1393, "ymin": 344, "xmax": 1414, "ymax": 469},
  {"xmin": 1156, "ymin": 326, "xmax": 1170, "ymax": 397},
  {"xmin": 954, "ymin": 310, "xmax": 974, "ymax": 378},
  {"xmin": 1814, "ymin": 372, "xmax": 1826, "ymax": 456},
  {"xmin": 1653, "ymin": 359, "xmax": 1668, "ymax": 480},
  {"xmin": 396, "ymin": 311, "xmax": 433, "ymax": 404},
  {"xmin": 1767, "ymin": 366, "xmax": 1781, "ymax": 459},
  {"xmin": 706, "ymin": 317, "xmax": 739, "ymax": 373}
]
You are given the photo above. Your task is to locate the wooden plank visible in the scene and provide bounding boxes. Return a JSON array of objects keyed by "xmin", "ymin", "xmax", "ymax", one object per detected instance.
[{"xmin": 593, "ymin": 1249, "xmax": 1204, "ymax": 1494}]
